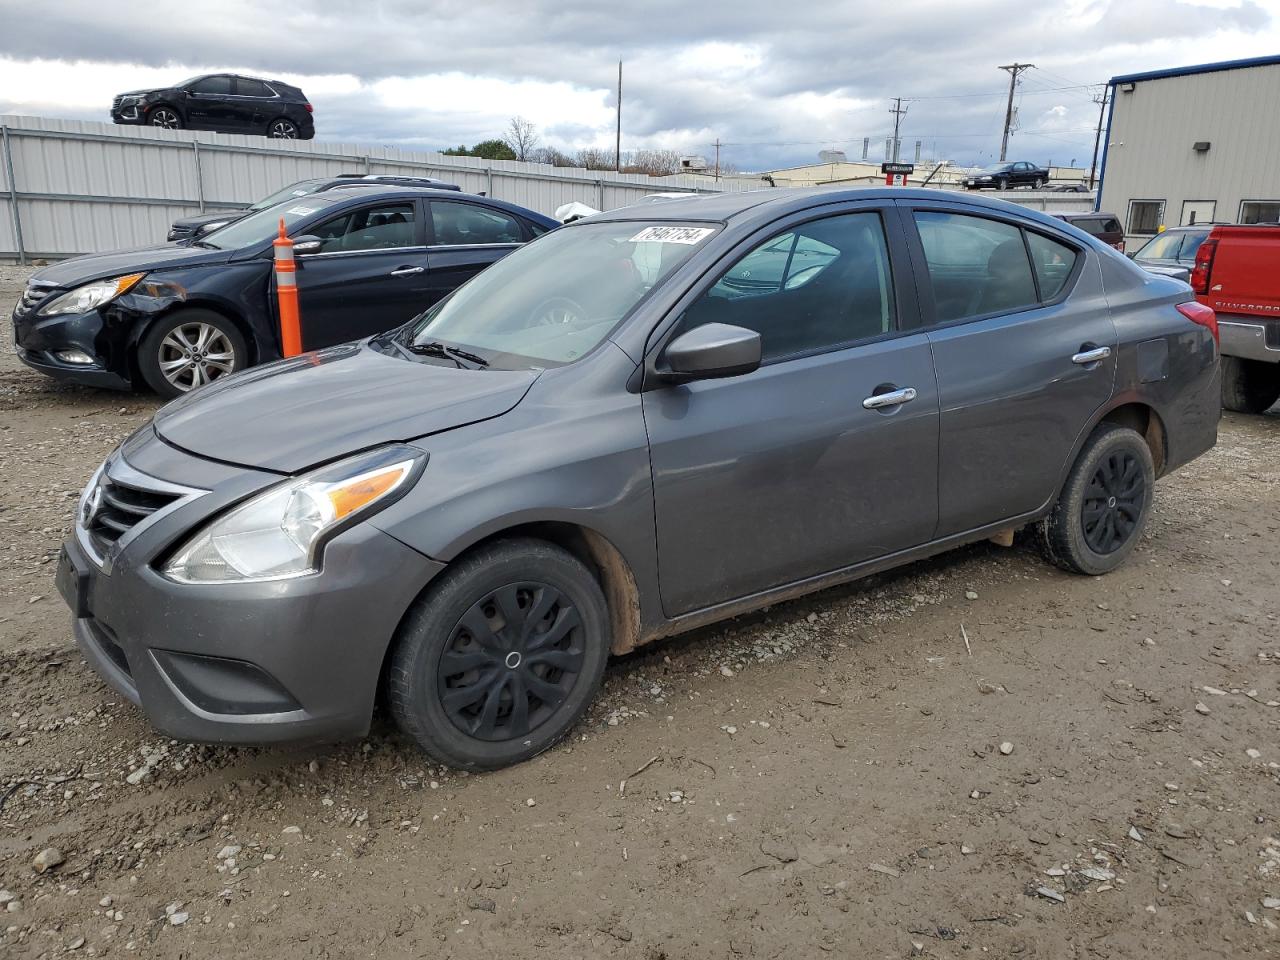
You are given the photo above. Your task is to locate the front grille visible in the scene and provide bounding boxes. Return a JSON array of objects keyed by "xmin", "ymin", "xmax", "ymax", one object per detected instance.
[
  {"xmin": 112, "ymin": 95, "xmax": 123, "ymax": 112},
  {"xmin": 86, "ymin": 476, "xmax": 180, "ymax": 557},
  {"xmin": 15, "ymin": 280, "xmax": 61, "ymax": 319}
]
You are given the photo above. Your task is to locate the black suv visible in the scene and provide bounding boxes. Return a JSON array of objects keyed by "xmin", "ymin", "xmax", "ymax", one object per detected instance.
[
  {"xmin": 167, "ymin": 175, "xmax": 462, "ymax": 241},
  {"xmin": 111, "ymin": 74, "xmax": 315, "ymax": 139}
]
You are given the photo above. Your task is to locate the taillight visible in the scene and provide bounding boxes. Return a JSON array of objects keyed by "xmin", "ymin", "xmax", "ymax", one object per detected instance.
[
  {"xmin": 304, "ymin": 103, "xmax": 313, "ymax": 113},
  {"xmin": 1189, "ymin": 237, "xmax": 1217, "ymax": 294},
  {"xmin": 1176, "ymin": 300, "xmax": 1218, "ymax": 344}
]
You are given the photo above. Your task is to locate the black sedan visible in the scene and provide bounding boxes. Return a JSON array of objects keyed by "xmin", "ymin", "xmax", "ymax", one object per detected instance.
[
  {"xmin": 111, "ymin": 73, "xmax": 315, "ymax": 140},
  {"xmin": 14, "ymin": 187, "xmax": 557, "ymax": 397},
  {"xmin": 167, "ymin": 174, "xmax": 461, "ymax": 241},
  {"xmin": 964, "ymin": 161, "xmax": 1049, "ymax": 191}
]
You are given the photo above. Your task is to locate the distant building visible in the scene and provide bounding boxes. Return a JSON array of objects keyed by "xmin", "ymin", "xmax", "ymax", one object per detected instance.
[{"xmin": 1098, "ymin": 54, "xmax": 1280, "ymax": 251}]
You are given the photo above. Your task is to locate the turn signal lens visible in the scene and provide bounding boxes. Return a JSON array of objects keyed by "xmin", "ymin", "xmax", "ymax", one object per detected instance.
[{"xmin": 327, "ymin": 466, "xmax": 409, "ymax": 520}]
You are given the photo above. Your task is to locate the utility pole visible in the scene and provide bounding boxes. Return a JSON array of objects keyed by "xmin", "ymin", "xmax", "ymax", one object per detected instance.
[
  {"xmin": 1088, "ymin": 85, "xmax": 1109, "ymax": 190},
  {"xmin": 615, "ymin": 60, "xmax": 622, "ymax": 173},
  {"xmin": 889, "ymin": 97, "xmax": 908, "ymax": 162},
  {"xmin": 713, "ymin": 138, "xmax": 721, "ymax": 181},
  {"xmin": 997, "ymin": 62, "xmax": 1034, "ymax": 160}
]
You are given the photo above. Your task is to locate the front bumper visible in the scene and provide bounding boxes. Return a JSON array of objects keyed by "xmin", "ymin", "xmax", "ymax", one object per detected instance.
[
  {"xmin": 1219, "ymin": 317, "xmax": 1280, "ymax": 364},
  {"xmin": 57, "ymin": 439, "xmax": 443, "ymax": 745},
  {"xmin": 13, "ymin": 303, "xmax": 134, "ymax": 389},
  {"xmin": 110, "ymin": 106, "xmax": 146, "ymax": 125}
]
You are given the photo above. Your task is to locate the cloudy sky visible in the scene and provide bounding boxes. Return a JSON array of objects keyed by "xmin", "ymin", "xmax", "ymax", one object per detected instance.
[{"xmin": 0, "ymin": 0, "xmax": 1275, "ymax": 172}]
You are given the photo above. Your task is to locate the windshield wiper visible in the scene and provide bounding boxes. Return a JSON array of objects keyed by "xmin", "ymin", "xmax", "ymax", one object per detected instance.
[{"xmin": 408, "ymin": 340, "xmax": 489, "ymax": 369}]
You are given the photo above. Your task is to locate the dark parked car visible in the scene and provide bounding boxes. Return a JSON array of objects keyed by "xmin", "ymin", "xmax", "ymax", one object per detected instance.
[
  {"xmin": 167, "ymin": 174, "xmax": 462, "ymax": 241},
  {"xmin": 14, "ymin": 187, "xmax": 556, "ymax": 397},
  {"xmin": 55, "ymin": 188, "xmax": 1220, "ymax": 770},
  {"xmin": 1130, "ymin": 225, "xmax": 1213, "ymax": 282},
  {"xmin": 964, "ymin": 161, "xmax": 1050, "ymax": 191},
  {"xmin": 1053, "ymin": 212, "xmax": 1124, "ymax": 250},
  {"xmin": 111, "ymin": 73, "xmax": 315, "ymax": 139}
]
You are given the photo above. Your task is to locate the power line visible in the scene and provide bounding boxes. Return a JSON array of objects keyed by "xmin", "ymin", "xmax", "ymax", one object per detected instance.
[
  {"xmin": 998, "ymin": 62, "xmax": 1035, "ymax": 160},
  {"xmin": 889, "ymin": 97, "xmax": 908, "ymax": 161}
]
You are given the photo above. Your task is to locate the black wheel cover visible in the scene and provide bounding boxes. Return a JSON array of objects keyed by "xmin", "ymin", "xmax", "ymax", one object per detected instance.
[
  {"xmin": 437, "ymin": 582, "xmax": 585, "ymax": 742},
  {"xmin": 1082, "ymin": 450, "xmax": 1144, "ymax": 554}
]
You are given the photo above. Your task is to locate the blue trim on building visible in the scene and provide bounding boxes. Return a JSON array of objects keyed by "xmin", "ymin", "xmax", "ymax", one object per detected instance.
[{"xmin": 1109, "ymin": 53, "xmax": 1280, "ymax": 86}]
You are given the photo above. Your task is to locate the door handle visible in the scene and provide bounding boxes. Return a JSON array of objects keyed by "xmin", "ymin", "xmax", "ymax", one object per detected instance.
[
  {"xmin": 862, "ymin": 387, "xmax": 917, "ymax": 410},
  {"xmin": 1071, "ymin": 345, "xmax": 1112, "ymax": 365},
  {"xmin": 390, "ymin": 266, "xmax": 425, "ymax": 277}
]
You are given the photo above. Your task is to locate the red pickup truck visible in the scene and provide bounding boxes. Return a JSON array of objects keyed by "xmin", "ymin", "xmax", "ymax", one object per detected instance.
[{"xmin": 1191, "ymin": 224, "xmax": 1280, "ymax": 413}]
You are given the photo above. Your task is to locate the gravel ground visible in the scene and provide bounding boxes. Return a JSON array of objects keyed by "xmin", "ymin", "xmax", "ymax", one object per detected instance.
[{"xmin": 2, "ymin": 263, "xmax": 1279, "ymax": 959}]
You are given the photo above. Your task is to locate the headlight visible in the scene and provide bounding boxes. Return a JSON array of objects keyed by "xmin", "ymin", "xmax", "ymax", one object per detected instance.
[
  {"xmin": 163, "ymin": 446, "xmax": 424, "ymax": 584},
  {"xmin": 198, "ymin": 220, "xmax": 231, "ymax": 234},
  {"xmin": 37, "ymin": 274, "xmax": 146, "ymax": 316}
]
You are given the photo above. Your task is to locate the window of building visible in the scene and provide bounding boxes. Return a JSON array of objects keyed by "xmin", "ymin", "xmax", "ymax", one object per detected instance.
[
  {"xmin": 1240, "ymin": 201, "xmax": 1280, "ymax": 225},
  {"xmin": 913, "ymin": 212, "xmax": 1039, "ymax": 323},
  {"xmin": 679, "ymin": 212, "xmax": 896, "ymax": 362},
  {"xmin": 1127, "ymin": 200, "xmax": 1165, "ymax": 236}
]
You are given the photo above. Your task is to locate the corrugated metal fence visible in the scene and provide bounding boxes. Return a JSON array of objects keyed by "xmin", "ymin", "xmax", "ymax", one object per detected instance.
[
  {"xmin": 0, "ymin": 114, "xmax": 1096, "ymax": 262},
  {"xmin": 0, "ymin": 115, "xmax": 762, "ymax": 261}
]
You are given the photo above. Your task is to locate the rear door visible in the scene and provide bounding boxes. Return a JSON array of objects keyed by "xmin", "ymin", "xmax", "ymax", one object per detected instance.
[
  {"xmin": 902, "ymin": 201, "xmax": 1116, "ymax": 536},
  {"xmin": 291, "ymin": 199, "xmax": 432, "ymax": 349},
  {"xmin": 643, "ymin": 203, "xmax": 940, "ymax": 616},
  {"xmin": 231, "ymin": 77, "xmax": 274, "ymax": 130},
  {"xmin": 421, "ymin": 200, "xmax": 528, "ymax": 304}
]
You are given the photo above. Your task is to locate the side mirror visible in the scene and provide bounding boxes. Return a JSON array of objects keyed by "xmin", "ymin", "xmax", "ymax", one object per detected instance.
[
  {"xmin": 292, "ymin": 235, "xmax": 323, "ymax": 255},
  {"xmin": 661, "ymin": 323, "xmax": 761, "ymax": 382}
]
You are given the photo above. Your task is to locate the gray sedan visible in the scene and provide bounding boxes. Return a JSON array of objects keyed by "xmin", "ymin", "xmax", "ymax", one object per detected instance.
[{"xmin": 57, "ymin": 188, "xmax": 1221, "ymax": 770}]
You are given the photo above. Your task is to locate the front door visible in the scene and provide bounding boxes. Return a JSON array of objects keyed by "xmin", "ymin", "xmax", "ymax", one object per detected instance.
[
  {"xmin": 291, "ymin": 200, "xmax": 432, "ymax": 349},
  {"xmin": 905, "ymin": 203, "xmax": 1116, "ymax": 537},
  {"xmin": 643, "ymin": 206, "xmax": 940, "ymax": 616},
  {"xmin": 420, "ymin": 199, "xmax": 527, "ymax": 306},
  {"xmin": 184, "ymin": 75, "xmax": 235, "ymax": 130}
]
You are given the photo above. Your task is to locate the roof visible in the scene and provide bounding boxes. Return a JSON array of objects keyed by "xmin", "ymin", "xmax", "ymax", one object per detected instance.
[{"xmin": 1110, "ymin": 53, "xmax": 1280, "ymax": 86}]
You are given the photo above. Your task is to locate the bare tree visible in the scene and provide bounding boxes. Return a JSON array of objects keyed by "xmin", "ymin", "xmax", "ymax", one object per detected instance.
[
  {"xmin": 621, "ymin": 148, "xmax": 682, "ymax": 177},
  {"xmin": 576, "ymin": 147, "xmax": 615, "ymax": 171},
  {"xmin": 505, "ymin": 116, "xmax": 539, "ymax": 162},
  {"xmin": 530, "ymin": 145, "xmax": 579, "ymax": 167}
]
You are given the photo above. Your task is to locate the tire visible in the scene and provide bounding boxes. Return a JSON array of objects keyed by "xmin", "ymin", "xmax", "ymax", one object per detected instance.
[
  {"xmin": 267, "ymin": 118, "xmax": 299, "ymax": 139},
  {"xmin": 137, "ymin": 309, "xmax": 248, "ymax": 399},
  {"xmin": 148, "ymin": 106, "xmax": 182, "ymax": 130},
  {"xmin": 1221, "ymin": 356, "xmax": 1280, "ymax": 414},
  {"xmin": 1037, "ymin": 424, "xmax": 1155, "ymax": 576},
  {"xmin": 1031, "ymin": 177, "xmax": 1044, "ymax": 190},
  {"xmin": 387, "ymin": 538, "xmax": 610, "ymax": 770},
  {"xmin": 997, "ymin": 177, "xmax": 1009, "ymax": 191}
]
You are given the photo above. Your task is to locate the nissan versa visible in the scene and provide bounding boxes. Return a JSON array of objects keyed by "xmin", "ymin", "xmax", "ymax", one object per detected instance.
[
  {"xmin": 14, "ymin": 186, "xmax": 557, "ymax": 397},
  {"xmin": 57, "ymin": 188, "xmax": 1220, "ymax": 770}
]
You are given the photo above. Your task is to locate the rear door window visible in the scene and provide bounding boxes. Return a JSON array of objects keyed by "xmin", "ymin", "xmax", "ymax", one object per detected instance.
[
  {"xmin": 913, "ymin": 212, "xmax": 1039, "ymax": 322},
  {"xmin": 235, "ymin": 78, "xmax": 272, "ymax": 98},
  {"xmin": 431, "ymin": 202, "xmax": 524, "ymax": 245},
  {"xmin": 1026, "ymin": 232, "xmax": 1078, "ymax": 300}
]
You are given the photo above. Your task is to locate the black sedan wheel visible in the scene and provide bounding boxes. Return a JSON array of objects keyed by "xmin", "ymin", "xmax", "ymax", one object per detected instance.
[
  {"xmin": 1038, "ymin": 424, "xmax": 1154, "ymax": 575},
  {"xmin": 148, "ymin": 107, "xmax": 182, "ymax": 130},
  {"xmin": 268, "ymin": 119, "xmax": 299, "ymax": 139},
  {"xmin": 137, "ymin": 310, "xmax": 247, "ymax": 399},
  {"xmin": 388, "ymin": 538, "xmax": 610, "ymax": 770}
]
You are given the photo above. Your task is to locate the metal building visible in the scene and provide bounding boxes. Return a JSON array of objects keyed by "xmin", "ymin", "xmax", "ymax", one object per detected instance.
[{"xmin": 1097, "ymin": 54, "xmax": 1280, "ymax": 252}]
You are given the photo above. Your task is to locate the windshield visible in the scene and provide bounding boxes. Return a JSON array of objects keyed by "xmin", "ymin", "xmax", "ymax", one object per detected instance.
[
  {"xmin": 248, "ymin": 179, "xmax": 326, "ymax": 211},
  {"xmin": 200, "ymin": 194, "xmax": 343, "ymax": 249},
  {"xmin": 409, "ymin": 221, "xmax": 717, "ymax": 367},
  {"xmin": 1134, "ymin": 230, "xmax": 1190, "ymax": 261},
  {"xmin": 979, "ymin": 163, "xmax": 1013, "ymax": 174}
]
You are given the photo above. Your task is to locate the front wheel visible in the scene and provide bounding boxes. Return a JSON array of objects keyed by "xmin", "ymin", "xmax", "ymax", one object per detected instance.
[
  {"xmin": 1037, "ymin": 424, "xmax": 1155, "ymax": 576},
  {"xmin": 148, "ymin": 106, "xmax": 182, "ymax": 130},
  {"xmin": 387, "ymin": 538, "xmax": 610, "ymax": 770},
  {"xmin": 1221, "ymin": 356, "xmax": 1280, "ymax": 414},
  {"xmin": 137, "ymin": 310, "xmax": 248, "ymax": 399},
  {"xmin": 997, "ymin": 177, "xmax": 1009, "ymax": 191}
]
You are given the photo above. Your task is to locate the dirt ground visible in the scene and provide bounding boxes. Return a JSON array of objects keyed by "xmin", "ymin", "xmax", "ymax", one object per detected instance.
[{"xmin": 2, "ymin": 263, "xmax": 1278, "ymax": 959}]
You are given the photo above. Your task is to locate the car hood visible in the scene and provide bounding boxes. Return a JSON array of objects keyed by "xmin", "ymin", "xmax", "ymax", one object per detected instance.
[
  {"xmin": 32, "ymin": 244, "xmax": 234, "ymax": 288},
  {"xmin": 151, "ymin": 341, "xmax": 541, "ymax": 473}
]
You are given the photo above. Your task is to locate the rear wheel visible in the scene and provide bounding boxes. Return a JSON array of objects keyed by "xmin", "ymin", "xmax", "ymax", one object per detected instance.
[
  {"xmin": 387, "ymin": 538, "xmax": 610, "ymax": 770},
  {"xmin": 1037, "ymin": 424, "xmax": 1155, "ymax": 576},
  {"xmin": 1031, "ymin": 177, "xmax": 1044, "ymax": 190},
  {"xmin": 1221, "ymin": 356, "xmax": 1280, "ymax": 414},
  {"xmin": 137, "ymin": 310, "xmax": 247, "ymax": 399},
  {"xmin": 148, "ymin": 106, "xmax": 182, "ymax": 130},
  {"xmin": 267, "ymin": 118, "xmax": 299, "ymax": 139}
]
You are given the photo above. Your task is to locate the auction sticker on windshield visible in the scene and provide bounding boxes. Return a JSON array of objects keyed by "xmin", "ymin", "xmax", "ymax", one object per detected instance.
[
  {"xmin": 285, "ymin": 205, "xmax": 321, "ymax": 216},
  {"xmin": 629, "ymin": 226, "xmax": 715, "ymax": 244}
]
